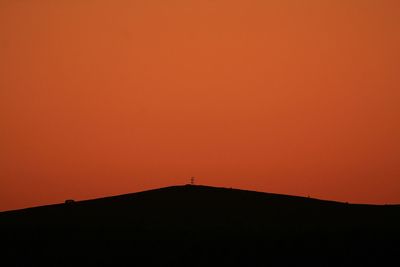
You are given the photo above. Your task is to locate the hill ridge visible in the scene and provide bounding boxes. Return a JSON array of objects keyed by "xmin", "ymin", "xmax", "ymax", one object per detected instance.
[
  {"xmin": 0, "ymin": 184, "xmax": 355, "ymax": 214},
  {"xmin": 1, "ymin": 184, "xmax": 399, "ymax": 266}
]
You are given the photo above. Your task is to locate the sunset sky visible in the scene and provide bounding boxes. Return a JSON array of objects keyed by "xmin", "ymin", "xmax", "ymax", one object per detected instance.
[{"xmin": 1, "ymin": 0, "xmax": 400, "ymax": 211}]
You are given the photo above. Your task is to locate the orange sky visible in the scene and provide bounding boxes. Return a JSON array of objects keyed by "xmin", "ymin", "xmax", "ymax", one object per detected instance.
[{"xmin": 1, "ymin": 0, "xmax": 400, "ymax": 211}]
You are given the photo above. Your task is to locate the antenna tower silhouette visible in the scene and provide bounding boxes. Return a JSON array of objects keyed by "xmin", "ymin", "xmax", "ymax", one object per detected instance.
[{"xmin": 190, "ymin": 177, "xmax": 195, "ymax": 185}]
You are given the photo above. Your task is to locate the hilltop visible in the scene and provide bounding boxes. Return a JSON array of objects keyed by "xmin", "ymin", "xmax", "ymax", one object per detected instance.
[{"xmin": 1, "ymin": 185, "xmax": 399, "ymax": 266}]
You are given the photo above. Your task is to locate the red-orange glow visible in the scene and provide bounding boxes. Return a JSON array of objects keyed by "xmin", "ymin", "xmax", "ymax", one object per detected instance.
[{"xmin": 1, "ymin": 0, "xmax": 400, "ymax": 210}]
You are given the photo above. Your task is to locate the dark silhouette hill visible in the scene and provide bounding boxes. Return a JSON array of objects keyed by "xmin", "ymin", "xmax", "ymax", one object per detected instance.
[{"xmin": 1, "ymin": 185, "xmax": 399, "ymax": 266}]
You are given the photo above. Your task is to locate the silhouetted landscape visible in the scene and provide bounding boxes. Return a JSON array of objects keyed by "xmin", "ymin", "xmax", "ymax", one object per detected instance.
[{"xmin": 1, "ymin": 185, "xmax": 399, "ymax": 266}]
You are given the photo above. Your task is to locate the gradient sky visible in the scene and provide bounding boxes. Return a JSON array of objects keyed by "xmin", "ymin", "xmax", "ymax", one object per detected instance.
[{"xmin": 1, "ymin": 0, "xmax": 400, "ymax": 211}]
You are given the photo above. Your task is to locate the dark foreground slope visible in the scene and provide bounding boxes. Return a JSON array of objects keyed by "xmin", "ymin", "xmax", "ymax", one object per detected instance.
[{"xmin": 1, "ymin": 185, "xmax": 399, "ymax": 266}]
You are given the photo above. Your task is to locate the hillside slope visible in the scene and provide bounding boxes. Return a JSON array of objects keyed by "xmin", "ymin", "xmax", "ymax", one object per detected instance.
[{"xmin": 1, "ymin": 185, "xmax": 399, "ymax": 266}]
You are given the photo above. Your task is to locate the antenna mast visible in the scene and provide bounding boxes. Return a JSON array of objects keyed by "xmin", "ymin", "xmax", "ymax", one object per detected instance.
[{"xmin": 190, "ymin": 177, "xmax": 195, "ymax": 185}]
